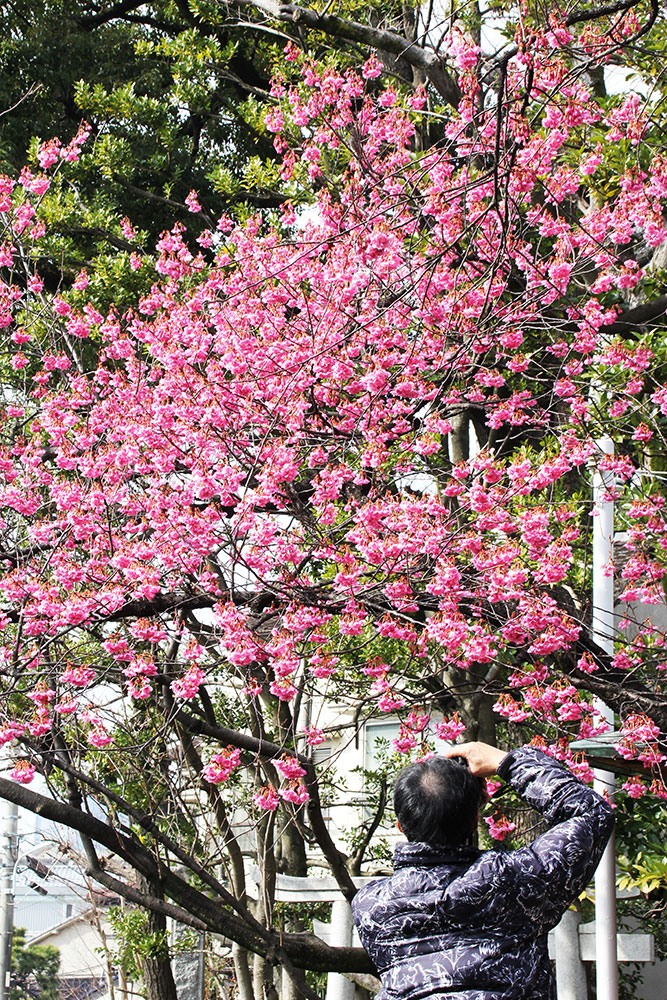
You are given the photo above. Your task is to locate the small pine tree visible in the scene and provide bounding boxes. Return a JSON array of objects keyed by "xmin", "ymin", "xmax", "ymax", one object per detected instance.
[{"xmin": 10, "ymin": 927, "xmax": 60, "ymax": 1000}]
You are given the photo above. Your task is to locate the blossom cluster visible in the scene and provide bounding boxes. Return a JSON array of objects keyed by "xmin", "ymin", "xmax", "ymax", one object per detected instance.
[{"xmin": 0, "ymin": 16, "xmax": 666, "ymax": 822}]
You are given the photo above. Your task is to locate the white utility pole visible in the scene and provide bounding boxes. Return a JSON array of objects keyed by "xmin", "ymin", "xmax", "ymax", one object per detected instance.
[
  {"xmin": 0, "ymin": 798, "xmax": 18, "ymax": 1000},
  {"xmin": 592, "ymin": 436, "xmax": 619, "ymax": 1000}
]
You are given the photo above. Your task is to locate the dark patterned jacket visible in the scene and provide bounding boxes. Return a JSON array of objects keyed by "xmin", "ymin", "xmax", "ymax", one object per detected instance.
[{"xmin": 351, "ymin": 747, "xmax": 614, "ymax": 1000}]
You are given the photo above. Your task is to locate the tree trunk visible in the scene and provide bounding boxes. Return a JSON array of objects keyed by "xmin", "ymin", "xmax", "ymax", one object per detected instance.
[
  {"xmin": 253, "ymin": 952, "xmax": 279, "ymax": 1000},
  {"xmin": 448, "ymin": 410, "xmax": 469, "ymax": 464},
  {"xmin": 278, "ymin": 813, "xmax": 308, "ymax": 1000},
  {"xmin": 232, "ymin": 944, "xmax": 254, "ymax": 1000},
  {"xmin": 253, "ymin": 809, "xmax": 278, "ymax": 1000},
  {"xmin": 136, "ymin": 874, "xmax": 179, "ymax": 1000}
]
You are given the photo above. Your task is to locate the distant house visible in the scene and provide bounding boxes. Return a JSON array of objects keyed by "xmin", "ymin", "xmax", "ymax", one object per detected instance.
[{"xmin": 27, "ymin": 906, "xmax": 117, "ymax": 1000}]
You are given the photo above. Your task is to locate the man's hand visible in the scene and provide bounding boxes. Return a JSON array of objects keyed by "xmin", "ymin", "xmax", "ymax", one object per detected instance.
[{"xmin": 441, "ymin": 741, "xmax": 508, "ymax": 777}]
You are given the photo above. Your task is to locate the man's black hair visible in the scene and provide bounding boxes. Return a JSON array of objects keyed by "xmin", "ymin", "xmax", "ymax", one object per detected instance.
[{"xmin": 393, "ymin": 756, "xmax": 483, "ymax": 846}]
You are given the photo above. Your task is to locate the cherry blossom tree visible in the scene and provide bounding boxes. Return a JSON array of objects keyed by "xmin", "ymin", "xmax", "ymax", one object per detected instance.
[{"xmin": 1, "ymin": 1, "xmax": 667, "ymax": 995}]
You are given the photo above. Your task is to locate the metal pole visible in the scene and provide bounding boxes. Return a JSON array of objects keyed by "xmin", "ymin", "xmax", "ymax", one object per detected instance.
[
  {"xmin": 0, "ymin": 798, "xmax": 18, "ymax": 1000},
  {"xmin": 592, "ymin": 435, "xmax": 618, "ymax": 1000}
]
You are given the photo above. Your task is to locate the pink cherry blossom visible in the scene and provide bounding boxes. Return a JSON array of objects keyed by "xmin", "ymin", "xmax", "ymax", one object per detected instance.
[
  {"xmin": 621, "ymin": 777, "xmax": 646, "ymax": 799},
  {"xmin": 302, "ymin": 726, "xmax": 325, "ymax": 746},
  {"xmin": 37, "ymin": 139, "xmax": 61, "ymax": 169},
  {"xmin": 202, "ymin": 747, "xmax": 242, "ymax": 784},
  {"xmin": 0, "ymin": 723, "xmax": 26, "ymax": 746},
  {"xmin": 54, "ymin": 697, "xmax": 79, "ymax": 715},
  {"xmin": 485, "ymin": 813, "xmax": 516, "ymax": 841},
  {"xmin": 1, "ymin": 23, "xmax": 667, "ymax": 861},
  {"xmin": 393, "ymin": 726, "xmax": 418, "ymax": 753},
  {"xmin": 171, "ymin": 665, "xmax": 206, "ymax": 699},
  {"xmin": 278, "ymin": 780, "xmax": 310, "ymax": 805},
  {"xmin": 435, "ymin": 714, "xmax": 466, "ymax": 742},
  {"xmin": 185, "ymin": 190, "xmax": 202, "ymax": 213},
  {"xmin": 61, "ymin": 665, "xmax": 96, "ymax": 687},
  {"xmin": 273, "ymin": 755, "xmax": 307, "ymax": 780},
  {"xmin": 253, "ymin": 785, "xmax": 280, "ymax": 812},
  {"xmin": 9, "ymin": 761, "xmax": 35, "ymax": 784},
  {"xmin": 88, "ymin": 727, "xmax": 114, "ymax": 748}
]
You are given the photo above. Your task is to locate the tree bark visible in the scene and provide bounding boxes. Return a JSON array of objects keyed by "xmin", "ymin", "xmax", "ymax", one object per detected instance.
[
  {"xmin": 277, "ymin": 812, "xmax": 308, "ymax": 1000},
  {"xmin": 0, "ymin": 778, "xmax": 376, "ymax": 973},
  {"xmin": 232, "ymin": 944, "xmax": 255, "ymax": 1000},
  {"xmin": 448, "ymin": 411, "xmax": 469, "ymax": 465},
  {"xmin": 136, "ymin": 874, "xmax": 179, "ymax": 1000},
  {"xmin": 246, "ymin": 0, "xmax": 460, "ymax": 105}
]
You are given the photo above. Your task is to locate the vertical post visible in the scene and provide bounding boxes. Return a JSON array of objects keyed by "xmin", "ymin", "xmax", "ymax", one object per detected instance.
[
  {"xmin": 0, "ymin": 799, "xmax": 18, "ymax": 1000},
  {"xmin": 592, "ymin": 436, "xmax": 618, "ymax": 1000},
  {"xmin": 325, "ymin": 900, "xmax": 355, "ymax": 1000},
  {"xmin": 170, "ymin": 920, "xmax": 204, "ymax": 1000},
  {"xmin": 554, "ymin": 907, "xmax": 587, "ymax": 1000}
]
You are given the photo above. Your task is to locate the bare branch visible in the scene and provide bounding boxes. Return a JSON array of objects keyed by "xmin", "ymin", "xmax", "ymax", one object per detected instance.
[
  {"xmin": 242, "ymin": 0, "xmax": 460, "ymax": 105},
  {"xmin": 348, "ymin": 777, "xmax": 388, "ymax": 876},
  {"xmin": 84, "ymin": 862, "xmax": 209, "ymax": 930},
  {"xmin": 0, "ymin": 777, "xmax": 374, "ymax": 971},
  {"xmin": 77, "ymin": 1, "xmax": 150, "ymax": 28},
  {"xmin": 603, "ymin": 293, "xmax": 667, "ymax": 337},
  {"xmin": 173, "ymin": 704, "xmax": 306, "ymax": 762},
  {"xmin": 565, "ymin": 0, "xmax": 644, "ymax": 27}
]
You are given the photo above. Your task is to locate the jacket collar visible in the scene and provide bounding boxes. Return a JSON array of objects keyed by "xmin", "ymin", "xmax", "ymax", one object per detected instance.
[{"xmin": 393, "ymin": 840, "xmax": 481, "ymax": 869}]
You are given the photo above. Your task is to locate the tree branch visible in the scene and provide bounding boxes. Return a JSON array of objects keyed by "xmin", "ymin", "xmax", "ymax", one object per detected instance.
[
  {"xmin": 2, "ymin": 592, "xmax": 217, "ymax": 626},
  {"xmin": 106, "ymin": 592, "xmax": 219, "ymax": 622},
  {"xmin": 603, "ymin": 294, "xmax": 667, "ymax": 337},
  {"xmin": 77, "ymin": 0, "xmax": 151, "ymax": 28},
  {"xmin": 63, "ymin": 225, "xmax": 139, "ymax": 254},
  {"xmin": 111, "ymin": 175, "xmax": 216, "ymax": 228},
  {"xmin": 167, "ymin": 706, "xmax": 358, "ymax": 899},
  {"xmin": 348, "ymin": 777, "xmax": 387, "ymax": 876},
  {"xmin": 303, "ymin": 764, "xmax": 358, "ymax": 900},
  {"xmin": 0, "ymin": 777, "xmax": 374, "ymax": 971},
  {"xmin": 243, "ymin": 0, "xmax": 460, "ymax": 105},
  {"xmin": 173, "ymin": 704, "xmax": 304, "ymax": 761},
  {"xmin": 84, "ymin": 862, "xmax": 209, "ymax": 930},
  {"xmin": 41, "ymin": 752, "xmax": 257, "ymax": 924},
  {"xmin": 0, "ymin": 542, "xmax": 53, "ymax": 566},
  {"xmin": 565, "ymin": 639, "xmax": 667, "ymax": 734},
  {"xmin": 565, "ymin": 0, "xmax": 644, "ymax": 27}
]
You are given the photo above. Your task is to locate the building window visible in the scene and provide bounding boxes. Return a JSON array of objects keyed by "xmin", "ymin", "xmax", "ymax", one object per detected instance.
[{"xmin": 364, "ymin": 719, "xmax": 401, "ymax": 772}]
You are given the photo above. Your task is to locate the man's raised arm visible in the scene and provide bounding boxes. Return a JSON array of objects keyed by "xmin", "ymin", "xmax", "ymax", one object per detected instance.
[{"xmin": 444, "ymin": 741, "xmax": 615, "ymax": 928}]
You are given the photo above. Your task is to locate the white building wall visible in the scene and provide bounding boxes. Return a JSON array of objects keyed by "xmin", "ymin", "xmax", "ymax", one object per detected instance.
[{"xmin": 30, "ymin": 912, "xmax": 115, "ymax": 979}]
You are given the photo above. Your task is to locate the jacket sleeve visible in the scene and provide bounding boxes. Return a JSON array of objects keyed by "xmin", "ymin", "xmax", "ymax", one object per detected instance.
[{"xmin": 494, "ymin": 746, "xmax": 615, "ymax": 929}]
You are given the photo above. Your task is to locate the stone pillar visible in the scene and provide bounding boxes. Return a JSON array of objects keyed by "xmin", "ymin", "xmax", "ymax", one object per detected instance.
[
  {"xmin": 170, "ymin": 922, "xmax": 204, "ymax": 1000},
  {"xmin": 324, "ymin": 900, "xmax": 355, "ymax": 1000},
  {"xmin": 554, "ymin": 907, "xmax": 587, "ymax": 1000}
]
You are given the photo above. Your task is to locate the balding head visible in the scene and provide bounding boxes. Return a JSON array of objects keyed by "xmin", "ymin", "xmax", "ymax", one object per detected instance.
[{"xmin": 393, "ymin": 756, "xmax": 483, "ymax": 846}]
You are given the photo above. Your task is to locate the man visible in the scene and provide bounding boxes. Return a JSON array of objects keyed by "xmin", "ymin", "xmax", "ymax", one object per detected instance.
[{"xmin": 351, "ymin": 741, "xmax": 614, "ymax": 1000}]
